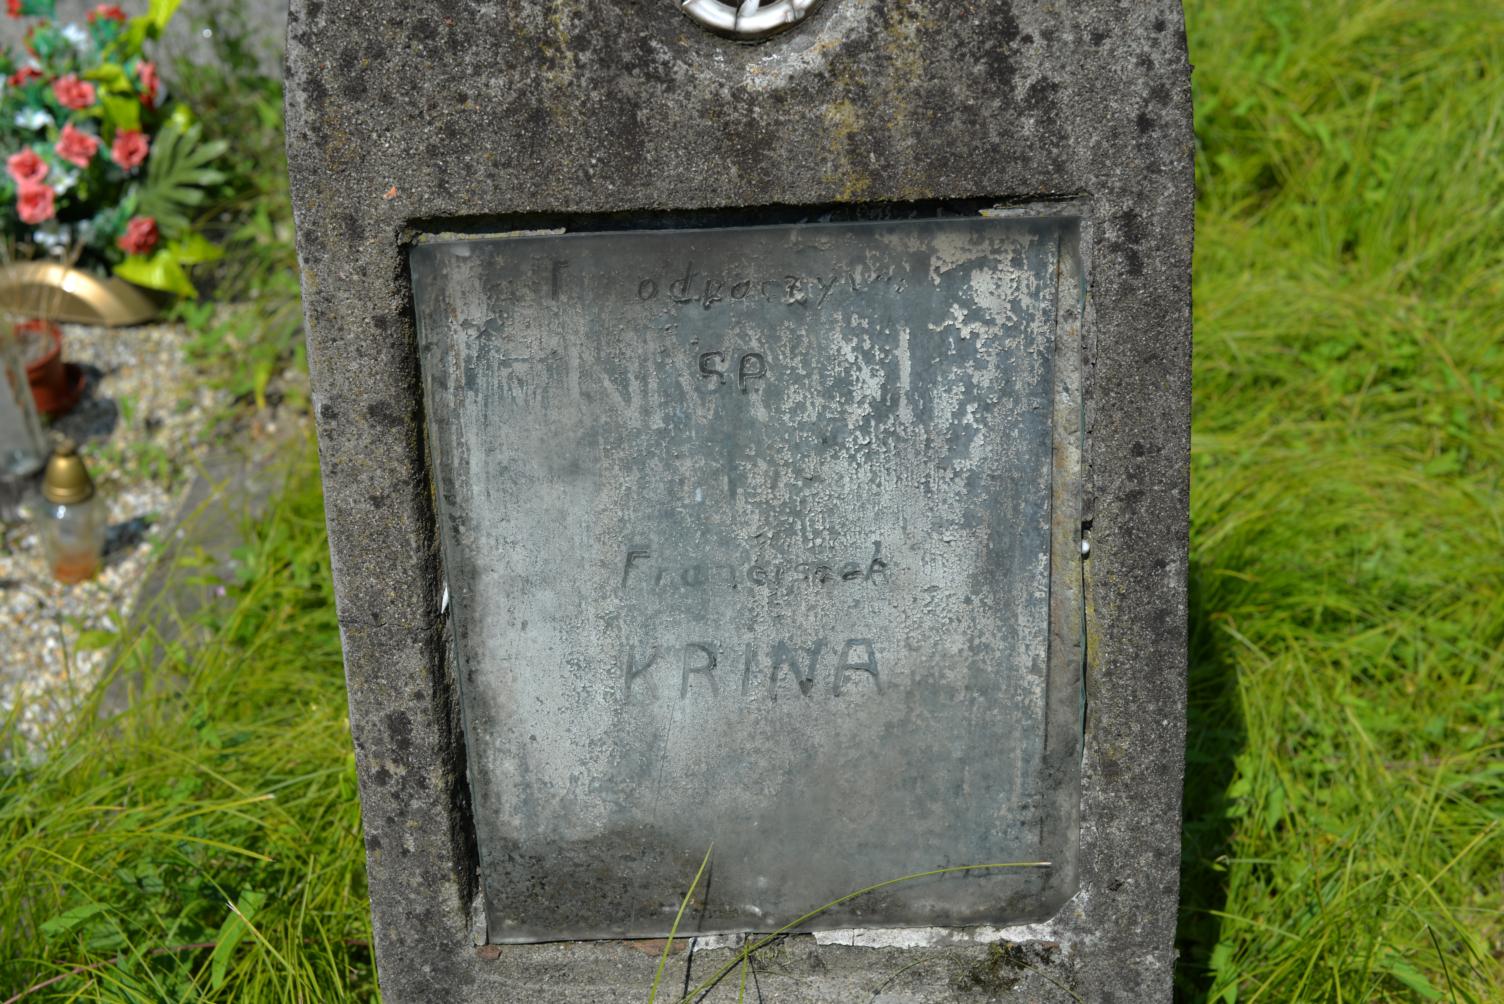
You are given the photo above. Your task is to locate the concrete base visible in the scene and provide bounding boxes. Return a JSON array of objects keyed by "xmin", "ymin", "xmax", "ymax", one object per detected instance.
[{"xmin": 467, "ymin": 932, "xmax": 1084, "ymax": 1003}]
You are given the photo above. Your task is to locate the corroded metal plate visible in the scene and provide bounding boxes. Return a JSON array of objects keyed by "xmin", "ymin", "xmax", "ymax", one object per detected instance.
[{"xmin": 412, "ymin": 216, "xmax": 1082, "ymax": 941}]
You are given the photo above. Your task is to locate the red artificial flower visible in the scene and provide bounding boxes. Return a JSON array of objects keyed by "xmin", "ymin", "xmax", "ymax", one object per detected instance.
[
  {"xmin": 88, "ymin": 4, "xmax": 127, "ymax": 22},
  {"xmin": 7, "ymin": 66, "xmax": 42, "ymax": 87},
  {"xmin": 110, "ymin": 129, "xmax": 149, "ymax": 170},
  {"xmin": 52, "ymin": 74, "xmax": 96, "ymax": 111},
  {"xmin": 6, "ymin": 147, "xmax": 47, "ymax": 185},
  {"xmin": 54, "ymin": 123, "xmax": 99, "ymax": 168},
  {"xmin": 118, "ymin": 215, "xmax": 158, "ymax": 255},
  {"xmin": 5, "ymin": 0, "xmax": 20, "ymax": 18},
  {"xmin": 135, "ymin": 61, "xmax": 158, "ymax": 109},
  {"xmin": 16, "ymin": 182, "xmax": 55, "ymax": 225}
]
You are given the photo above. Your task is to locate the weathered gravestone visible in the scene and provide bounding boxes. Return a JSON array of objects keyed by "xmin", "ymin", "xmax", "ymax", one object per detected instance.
[{"xmin": 286, "ymin": 2, "xmax": 1192, "ymax": 1001}]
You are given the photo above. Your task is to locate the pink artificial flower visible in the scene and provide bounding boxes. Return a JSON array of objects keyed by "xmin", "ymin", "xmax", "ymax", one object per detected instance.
[
  {"xmin": 6, "ymin": 147, "xmax": 47, "ymax": 186},
  {"xmin": 118, "ymin": 215, "xmax": 158, "ymax": 255},
  {"xmin": 54, "ymin": 124, "xmax": 99, "ymax": 169},
  {"xmin": 5, "ymin": 0, "xmax": 20, "ymax": 18},
  {"xmin": 52, "ymin": 74, "xmax": 96, "ymax": 111},
  {"xmin": 17, "ymin": 182, "xmax": 55, "ymax": 225},
  {"xmin": 88, "ymin": 4, "xmax": 127, "ymax": 22},
  {"xmin": 7, "ymin": 66, "xmax": 41, "ymax": 88},
  {"xmin": 110, "ymin": 129, "xmax": 149, "ymax": 170},
  {"xmin": 135, "ymin": 61, "xmax": 158, "ymax": 109}
]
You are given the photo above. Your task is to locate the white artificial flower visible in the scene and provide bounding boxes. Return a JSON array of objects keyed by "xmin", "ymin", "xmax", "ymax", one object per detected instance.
[
  {"xmin": 51, "ymin": 169, "xmax": 79, "ymax": 195},
  {"xmin": 33, "ymin": 224, "xmax": 72, "ymax": 253},
  {"xmin": 14, "ymin": 108, "xmax": 53, "ymax": 131},
  {"xmin": 61, "ymin": 23, "xmax": 91, "ymax": 53}
]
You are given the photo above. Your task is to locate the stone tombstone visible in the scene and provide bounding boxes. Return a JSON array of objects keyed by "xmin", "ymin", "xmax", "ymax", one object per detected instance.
[{"xmin": 287, "ymin": 2, "xmax": 1192, "ymax": 1002}]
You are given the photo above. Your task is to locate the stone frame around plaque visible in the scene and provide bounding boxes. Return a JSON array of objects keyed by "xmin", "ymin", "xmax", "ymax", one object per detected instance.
[{"xmin": 406, "ymin": 206, "xmax": 1090, "ymax": 943}]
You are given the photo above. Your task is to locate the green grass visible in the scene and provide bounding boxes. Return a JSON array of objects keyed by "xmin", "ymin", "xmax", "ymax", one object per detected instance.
[
  {"xmin": 2, "ymin": 0, "xmax": 1502, "ymax": 1000},
  {"xmin": 1179, "ymin": 0, "xmax": 1503, "ymax": 1000},
  {"xmin": 0, "ymin": 449, "xmax": 375, "ymax": 1001}
]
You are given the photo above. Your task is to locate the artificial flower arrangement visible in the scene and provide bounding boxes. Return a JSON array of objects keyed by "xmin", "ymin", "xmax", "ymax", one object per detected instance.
[{"xmin": 0, "ymin": 0, "xmax": 226, "ymax": 297}]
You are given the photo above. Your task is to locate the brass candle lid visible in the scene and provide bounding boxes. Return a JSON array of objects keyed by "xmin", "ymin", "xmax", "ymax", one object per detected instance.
[{"xmin": 41, "ymin": 437, "xmax": 95, "ymax": 505}]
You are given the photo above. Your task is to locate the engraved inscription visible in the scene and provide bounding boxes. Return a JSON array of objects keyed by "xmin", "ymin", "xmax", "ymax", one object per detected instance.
[
  {"xmin": 697, "ymin": 349, "xmax": 768, "ymax": 391},
  {"xmin": 635, "ymin": 261, "xmax": 906, "ymax": 310},
  {"xmin": 411, "ymin": 216, "xmax": 1080, "ymax": 940},
  {"xmin": 622, "ymin": 637, "xmax": 881, "ymax": 701},
  {"xmin": 620, "ymin": 545, "xmax": 889, "ymax": 593}
]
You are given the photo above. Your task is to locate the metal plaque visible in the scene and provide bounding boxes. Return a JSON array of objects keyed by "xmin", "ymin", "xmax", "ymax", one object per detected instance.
[{"xmin": 412, "ymin": 216, "xmax": 1084, "ymax": 942}]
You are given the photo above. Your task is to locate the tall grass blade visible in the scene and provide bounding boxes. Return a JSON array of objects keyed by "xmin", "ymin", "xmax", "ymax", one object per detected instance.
[{"xmin": 648, "ymin": 844, "xmax": 713, "ymax": 1004}]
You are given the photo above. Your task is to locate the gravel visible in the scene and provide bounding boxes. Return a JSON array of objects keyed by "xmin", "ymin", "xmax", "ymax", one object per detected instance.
[{"xmin": 0, "ymin": 319, "xmax": 302, "ymax": 744}]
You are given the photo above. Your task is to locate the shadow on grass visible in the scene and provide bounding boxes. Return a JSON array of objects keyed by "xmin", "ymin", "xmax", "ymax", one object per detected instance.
[{"xmin": 1174, "ymin": 561, "xmax": 1246, "ymax": 1003}]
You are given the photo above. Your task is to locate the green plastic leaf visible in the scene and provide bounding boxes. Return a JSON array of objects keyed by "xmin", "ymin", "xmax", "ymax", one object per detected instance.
[
  {"xmin": 168, "ymin": 231, "xmax": 223, "ymax": 266},
  {"xmin": 210, "ymin": 890, "xmax": 266, "ymax": 990},
  {"xmin": 148, "ymin": 0, "xmax": 183, "ymax": 31},
  {"xmin": 40, "ymin": 902, "xmax": 106, "ymax": 940},
  {"xmin": 167, "ymin": 102, "xmax": 196, "ymax": 132},
  {"xmin": 135, "ymin": 124, "xmax": 228, "ymax": 236},
  {"xmin": 115, "ymin": 250, "xmax": 196, "ymax": 298},
  {"xmin": 100, "ymin": 93, "xmax": 142, "ymax": 132},
  {"xmin": 117, "ymin": 17, "xmax": 151, "ymax": 55},
  {"xmin": 19, "ymin": 0, "xmax": 56, "ymax": 17},
  {"xmin": 84, "ymin": 63, "xmax": 132, "ymax": 92},
  {"xmin": 26, "ymin": 24, "xmax": 63, "ymax": 61},
  {"xmin": 88, "ymin": 15, "xmax": 124, "ymax": 49}
]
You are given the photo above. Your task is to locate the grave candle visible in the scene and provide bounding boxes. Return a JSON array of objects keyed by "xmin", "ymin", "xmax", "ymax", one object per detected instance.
[{"xmin": 39, "ymin": 438, "xmax": 106, "ymax": 584}]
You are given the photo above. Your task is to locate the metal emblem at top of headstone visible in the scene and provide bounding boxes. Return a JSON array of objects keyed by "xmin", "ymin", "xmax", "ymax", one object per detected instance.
[{"xmin": 679, "ymin": 0, "xmax": 821, "ymax": 39}]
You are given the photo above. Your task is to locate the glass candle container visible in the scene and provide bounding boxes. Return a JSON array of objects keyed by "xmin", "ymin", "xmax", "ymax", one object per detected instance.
[
  {"xmin": 39, "ymin": 438, "xmax": 106, "ymax": 584},
  {"xmin": 0, "ymin": 322, "xmax": 46, "ymax": 478}
]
